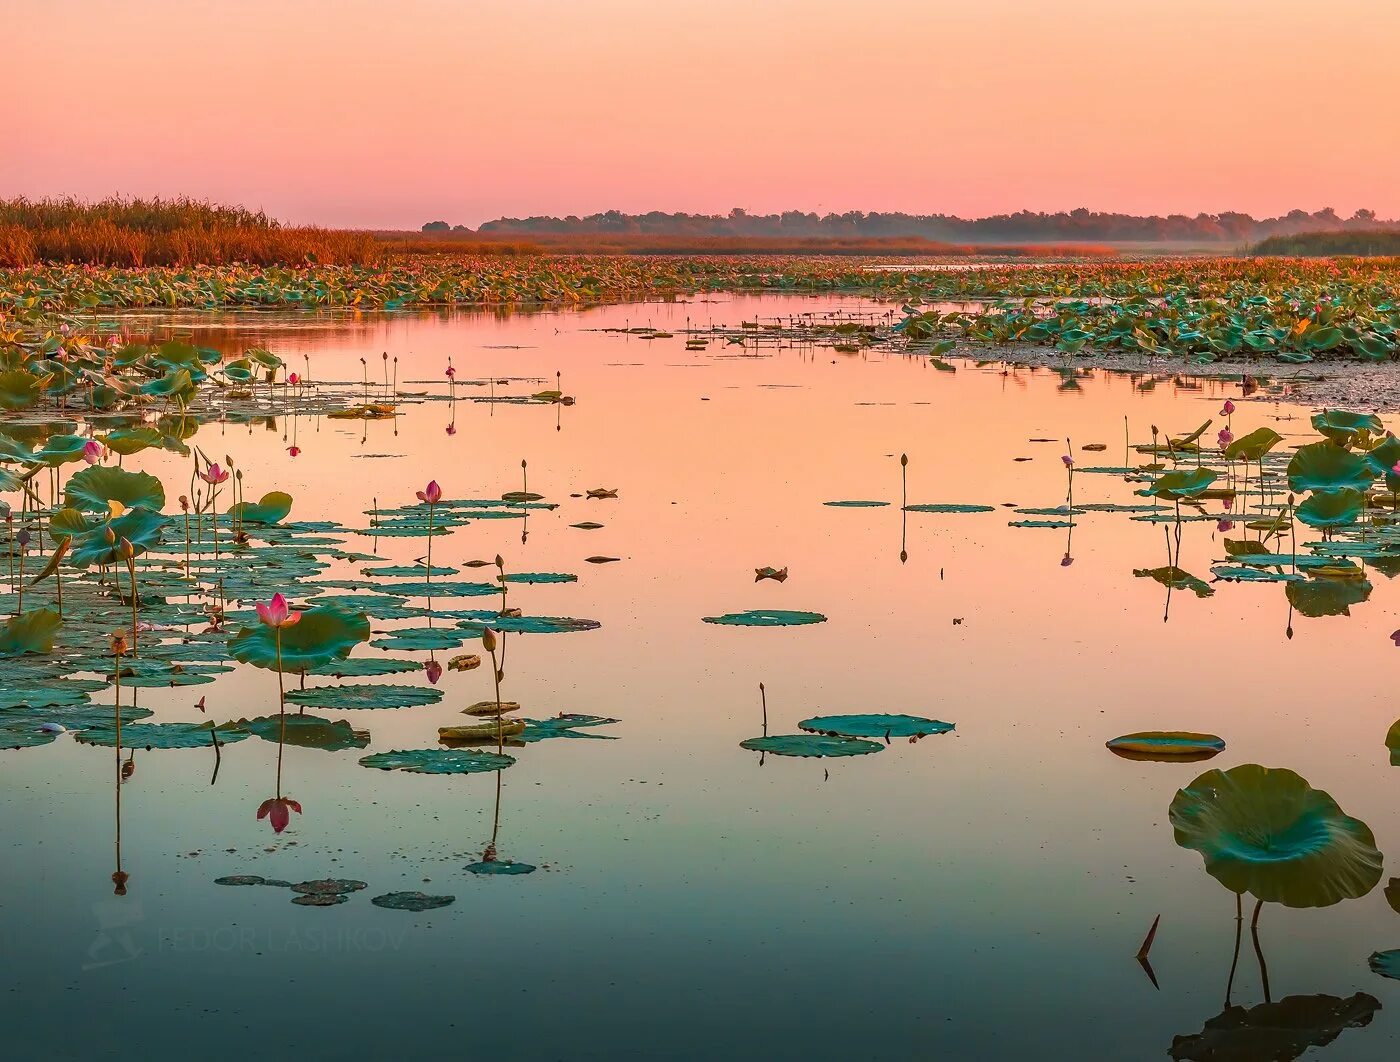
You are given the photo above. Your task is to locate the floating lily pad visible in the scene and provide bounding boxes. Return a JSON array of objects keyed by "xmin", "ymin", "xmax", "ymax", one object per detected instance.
[
  {"xmin": 238, "ymin": 714, "xmax": 370, "ymax": 751},
  {"xmin": 501, "ymin": 572, "xmax": 577, "ymax": 584},
  {"xmin": 1106, "ymin": 732, "xmax": 1225, "ymax": 761},
  {"xmin": 824, "ymin": 500, "xmax": 889, "ymax": 508},
  {"xmin": 702, "ymin": 609, "xmax": 827, "ymax": 627},
  {"xmin": 292, "ymin": 893, "xmax": 349, "ymax": 907},
  {"xmin": 1371, "ymin": 950, "xmax": 1400, "ymax": 980},
  {"xmin": 1008, "ymin": 519, "xmax": 1074, "ymax": 529},
  {"xmin": 465, "ymin": 859, "xmax": 536, "ymax": 876},
  {"xmin": 739, "ymin": 734, "xmax": 882, "ymax": 758},
  {"xmin": 454, "ymin": 613, "xmax": 601, "ymax": 635},
  {"xmin": 571, "ymin": 521, "xmax": 605, "ymax": 529},
  {"xmin": 798, "ymin": 714, "xmax": 953, "ymax": 739},
  {"xmin": 285, "ymin": 684, "xmax": 443, "ymax": 711},
  {"xmin": 1134, "ymin": 566, "xmax": 1215, "ymax": 598},
  {"xmin": 77, "ymin": 721, "xmax": 248, "ymax": 749},
  {"xmin": 359, "ymin": 748, "xmax": 516, "ymax": 774},
  {"xmin": 371, "ymin": 891, "xmax": 455, "ymax": 911},
  {"xmin": 361, "ymin": 565, "xmax": 459, "ymax": 578},
  {"xmin": 305, "ymin": 657, "xmax": 423, "ymax": 678},
  {"xmin": 518, "ymin": 714, "xmax": 620, "ymax": 742},
  {"xmin": 902, "ymin": 503, "xmax": 994, "ymax": 514},
  {"xmin": 215, "ymin": 875, "xmax": 267, "ymax": 886},
  {"xmin": 369, "ymin": 629, "xmax": 468, "ymax": 651},
  {"xmin": 291, "ymin": 878, "xmax": 367, "ymax": 896}
]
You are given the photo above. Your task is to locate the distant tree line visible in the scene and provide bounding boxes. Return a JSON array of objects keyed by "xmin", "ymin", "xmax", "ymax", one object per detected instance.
[{"xmin": 421, "ymin": 206, "xmax": 1395, "ymax": 243}]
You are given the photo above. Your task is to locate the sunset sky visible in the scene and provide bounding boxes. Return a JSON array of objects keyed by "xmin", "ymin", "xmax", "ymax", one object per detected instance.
[{"xmin": 9, "ymin": 0, "xmax": 1400, "ymax": 228}]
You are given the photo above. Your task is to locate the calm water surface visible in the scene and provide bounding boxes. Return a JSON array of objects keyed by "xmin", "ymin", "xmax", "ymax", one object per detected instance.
[{"xmin": 3, "ymin": 295, "xmax": 1399, "ymax": 1060}]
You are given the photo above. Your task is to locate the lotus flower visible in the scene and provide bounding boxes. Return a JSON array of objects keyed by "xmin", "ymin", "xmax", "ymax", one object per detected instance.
[
  {"xmin": 82, "ymin": 440, "xmax": 103, "ymax": 465},
  {"xmin": 1218, "ymin": 428, "xmax": 1233, "ymax": 447},
  {"xmin": 416, "ymin": 481, "xmax": 442, "ymax": 505},
  {"xmin": 425, "ymin": 659, "xmax": 443, "ymax": 685},
  {"xmin": 287, "ymin": 445, "xmax": 301, "ymax": 457},
  {"xmin": 199, "ymin": 463, "xmax": 229, "ymax": 485},
  {"xmin": 288, "ymin": 372, "xmax": 300, "ymax": 386},
  {"xmin": 1391, "ymin": 629, "xmax": 1400, "ymax": 647},
  {"xmin": 445, "ymin": 365, "xmax": 456, "ymax": 380},
  {"xmin": 1221, "ymin": 400, "xmax": 1235, "ymax": 415},
  {"xmin": 257, "ymin": 796, "xmax": 302, "ymax": 834},
  {"xmin": 255, "ymin": 593, "xmax": 302, "ymax": 629},
  {"xmin": 1217, "ymin": 519, "xmax": 1235, "ymax": 533},
  {"xmin": 1061, "ymin": 454, "xmax": 1073, "ymax": 468}
]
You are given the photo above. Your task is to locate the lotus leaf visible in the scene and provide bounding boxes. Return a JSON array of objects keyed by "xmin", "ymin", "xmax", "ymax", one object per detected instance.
[
  {"xmin": 284, "ymin": 684, "xmax": 443, "ymax": 711},
  {"xmin": 1288, "ymin": 442, "xmax": 1375, "ymax": 494},
  {"xmin": 1106, "ymin": 732, "xmax": 1225, "ymax": 761},
  {"xmin": 228, "ymin": 491, "xmax": 293, "ymax": 526},
  {"xmin": 798, "ymin": 714, "xmax": 953, "ymax": 739},
  {"xmin": 371, "ymin": 891, "xmax": 455, "ymax": 911},
  {"xmin": 702, "ymin": 610, "xmax": 827, "ymax": 627},
  {"xmin": 739, "ymin": 734, "xmax": 882, "ymax": 757},
  {"xmin": 230, "ymin": 604, "xmax": 370, "ymax": 672},
  {"xmin": 359, "ymin": 748, "xmax": 516, "ymax": 774},
  {"xmin": 1169, "ymin": 764, "xmax": 1383, "ymax": 907}
]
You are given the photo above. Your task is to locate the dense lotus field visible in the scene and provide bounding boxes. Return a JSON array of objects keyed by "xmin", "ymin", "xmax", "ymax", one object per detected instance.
[{"xmin": 3, "ymin": 254, "xmax": 1399, "ymax": 364}]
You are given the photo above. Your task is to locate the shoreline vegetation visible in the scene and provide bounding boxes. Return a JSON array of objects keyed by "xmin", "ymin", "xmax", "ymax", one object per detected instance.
[{"xmin": 2, "ymin": 198, "xmax": 1400, "ymax": 366}]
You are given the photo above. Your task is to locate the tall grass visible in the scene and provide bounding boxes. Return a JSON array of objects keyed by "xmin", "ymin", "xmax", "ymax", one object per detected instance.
[
  {"xmin": 1253, "ymin": 230, "xmax": 1400, "ymax": 257},
  {"xmin": 0, "ymin": 196, "xmax": 380, "ymax": 266}
]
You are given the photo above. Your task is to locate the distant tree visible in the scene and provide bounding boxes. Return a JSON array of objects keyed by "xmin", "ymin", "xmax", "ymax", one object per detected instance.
[{"xmin": 421, "ymin": 221, "xmax": 450, "ymax": 233}]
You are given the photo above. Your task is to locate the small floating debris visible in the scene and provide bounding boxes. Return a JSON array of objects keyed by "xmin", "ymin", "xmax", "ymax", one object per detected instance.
[
  {"xmin": 586, "ymin": 487, "xmax": 619, "ymax": 499},
  {"xmin": 585, "ymin": 556, "xmax": 621, "ymax": 564},
  {"xmin": 754, "ymin": 566, "xmax": 789, "ymax": 582}
]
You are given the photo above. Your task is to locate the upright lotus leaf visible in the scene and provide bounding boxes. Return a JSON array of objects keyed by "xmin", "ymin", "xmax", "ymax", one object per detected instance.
[
  {"xmin": 1386, "ymin": 718, "xmax": 1400, "ymax": 766},
  {"xmin": 1169, "ymin": 764, "xmax": 1383, "ymax": 908},
  {"xmin": 33, "ymin": 434, "xmax": 90, "ymax": 467},
  {"xmin": 0, "ymin": 368, "xmax": 42, "ymax": 410},
  {"xmin": 1363, "ymin": 433, "xmax": 1400, "ymax": 481},
  {"xmin": 1296, "ymin": 488, "xmax": 1365, "ymax": 529},
  {"xmin": 228, "ymin": 491, "xmax": 293, "ymax": 526},
  {"xmin": 65, "ymin": 465, "xmax": 166, "ymax": 512},
  {"xmin": 230, "ymin": 604, "xmax": 370, "ymax": 673},
  {"xmin": 0, "ymin": 608, "xmax": 62, "ymax": 657},
  {"xmin": 1287, "ymin": 442, "xmax": 1375, "ymax": 494},
  {"xmin": 1146, "ymin": 467, "xmax": 1218, "ymax": 500},
  {"xmin": 1168, "ymin": 993, "xmax": 1381, "ymax": 1060},
  {"xmin": 1223, "ymin": 427, "xmax": 1282, "ymax": 462},
  {"xmin": 101, "ymin": 426, "xmax": 163, "ymax": 457},
  {"xmin": 69, "ymin": 506, "xmax": 168, "ymax": 567},
  {"xmin": 1311, "ymin": 410, "xmax": 1383, "ymax": 448}
]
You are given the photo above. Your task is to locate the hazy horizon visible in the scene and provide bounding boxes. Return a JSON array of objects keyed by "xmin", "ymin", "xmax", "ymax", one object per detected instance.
[{"xmin": 9, "ymin": 0, "xmax": 1400, "ymax": 228}]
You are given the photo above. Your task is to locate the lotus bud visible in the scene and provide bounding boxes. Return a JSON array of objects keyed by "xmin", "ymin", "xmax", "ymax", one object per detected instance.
[
  {"xmin": 112, "ymin": 870, "xmax": 129, "ymax": 896},
  {"xmin": 104, "ymin": 526, "xmax": 116, "ymax": 545},
  {"xmin": 16, "ymin": 529, "xmax": 30, "ymax": 548},
  {"xmin": 900, "ymin": 454, "xmax": 908, "ymax": 467},
  {"xmin": 117, "ymin": 537, "xmax": 135, "ymax": 562},
  {"xmin": 481, "ymin": 627, "xmax": 497, "ymax": 653},
  {"xmin": 494, "ymin": 554, "xmax": 504, "ymax": 569},
  {"xmin": 110, "ymin": 630, "xmax": 128, "ymax": 655},
  {"xmin": 179, "ymin": 496, "xmax": 189, "ymax": 512}
]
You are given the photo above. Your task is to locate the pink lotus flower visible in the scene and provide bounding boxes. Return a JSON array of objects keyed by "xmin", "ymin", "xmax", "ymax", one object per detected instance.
[
  {"xmin": 288, "ymin": 372, "xmax": 300, "ymax": 386},
  {"xmin": 82, "ymin": 440, "xmax": 103, "ymax": 465},
  {"xmin": 1392, "ymin": 629, "xmax": 1400, "ymax": 647},
  {"xmin": 1218, "ymin": 428, "xmax": 1233, "ymax": 447},
  {"xmin": 1061, "ymin": 455, "xmax": 1073, "ymax": 469},
  {"xmin": 1217, "ymin": 519, "xmax": 1235, "ymax": 532},
  {"xmin": 199, "ymin": 463, "xmax": 230, "ymax": 485},
  {"xmin": 445, "ymin": 366, "xmax": 456, "ymax": 380},
  {"xmin": 287, "ymin": 445, "xmax": 301, "ymax": 457},
  {"xmin": 1221, "ymin": 400, "xmax": 1235, "ymax": 415},
  {"xmin": 445, "ymin": 424, "xmax": 456, "ymax": 436},
  {"xmin": 255, "ymin": 592, "xmax": 302, "ymax": 629},
  {"xmin": 425, "ymin": 659, "xmax": 443, "ymax": 685},
  {"xmin": 416, "ymin": 481, "xmax": 442, "ymax": 505},
  {"xmin": 1060, "ymin": 553, "xmax": 1073, "ymax": 567},
  {"xmin": 1391, "ymin": 461, "xmax": 1400, "ymax": 476},
  {"xmin": 258, "ymin": 796, "xmax": 302, "ymax": 834}
]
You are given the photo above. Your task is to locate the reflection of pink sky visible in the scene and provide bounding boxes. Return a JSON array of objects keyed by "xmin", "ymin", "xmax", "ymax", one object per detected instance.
[{"xmin": 10, "ymin": 0, "xmax": 1400, "ymax": 226}]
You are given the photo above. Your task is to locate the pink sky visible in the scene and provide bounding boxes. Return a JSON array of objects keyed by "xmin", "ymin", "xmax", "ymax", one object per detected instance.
[{"xmin": 8, "ymin": 0, "xmax": 1400, "ymax": 228}]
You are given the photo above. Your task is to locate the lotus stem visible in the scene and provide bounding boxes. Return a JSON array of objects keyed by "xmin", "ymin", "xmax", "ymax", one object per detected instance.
[{"xmin": 759, "ymin": 682, "xmax": 767, "ymax": 737}]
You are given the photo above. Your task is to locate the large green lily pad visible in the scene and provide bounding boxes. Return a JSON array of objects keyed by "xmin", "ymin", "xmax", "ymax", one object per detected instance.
[
  {"xmin": 76, "ymin": 721, "xmax": 249, "ymax": 749},
  {"xmin": 1169, "ymin": 764, "xmax": 1383, "ymax": 907},
  {"xmin": 238, "ymin": 714, "xmax": 370, "ymax": 750},
  {"xmin": 359, "ymin": 748, "xmax": 516, "ymax": 774},
  {"xmin": 284, "ymin": 684, "xmax": 443, "ymax": 711},
  {"xmin": 1288, "ymin": 442, "xmax": 1376, "ymax": 494},
  {"xmin": 739, "ymin": 734, "xmax": 882, "ymax": 757},
  {"xmin": 64, "ymin": 465, "xmax": 166, "ymax": 513},
  {"xmin": 1106, "ymin": 732, "xmax": 1225, "ymax": 761},
  {"xmin": 798, "ymin": 714, "xmax": 953, "ymax": 739},
  {"xmin": 703, "ymin": 610, "xmax": 827, "ymax": 627},
  {"xmin": 0, "ymin": 609, "xmax": 62, "ymax": 657},
  {"xmin": 371, "ymin": 891, "xmax": 456, "ymax": 911}
]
